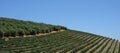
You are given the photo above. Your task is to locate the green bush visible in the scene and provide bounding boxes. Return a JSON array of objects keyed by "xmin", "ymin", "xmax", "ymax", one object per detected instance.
[{"xmin": 0, "ymin": 17, "xmax": 67, "ymax": 38}]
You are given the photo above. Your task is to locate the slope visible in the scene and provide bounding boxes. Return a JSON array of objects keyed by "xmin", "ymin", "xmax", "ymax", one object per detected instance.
[
  {"xmin": 0, "ymin": 17, "xmax": 67, "ymax": 38},
  {"xmin": 0, "ymin": 17, "xmax": 120, "ymax": 53},
  {"xmin": 0, "ymin": 30, "xmax": 120, "ymax": 53}
]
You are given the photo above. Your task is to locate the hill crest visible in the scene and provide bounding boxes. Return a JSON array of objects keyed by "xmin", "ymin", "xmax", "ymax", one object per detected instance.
[{"xmin": 0, "ymin": 17, "xmax": 67, "ymax": 38}]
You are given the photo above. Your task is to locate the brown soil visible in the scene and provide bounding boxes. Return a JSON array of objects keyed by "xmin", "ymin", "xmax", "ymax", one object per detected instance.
[{"xmin": 8, "ymin": 30, "xmax": 65, "ymax": 39}]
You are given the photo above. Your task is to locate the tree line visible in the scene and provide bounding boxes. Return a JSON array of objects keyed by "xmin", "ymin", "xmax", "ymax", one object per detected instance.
[{"xmin": 0, "ymin": 17, "xmax": 67, "ymax": 38}]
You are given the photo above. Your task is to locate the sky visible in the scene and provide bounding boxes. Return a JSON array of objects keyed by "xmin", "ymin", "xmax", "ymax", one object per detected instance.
[{"xmin": 0, "ymin": 0, "xmax": 120, "ymax": 40}]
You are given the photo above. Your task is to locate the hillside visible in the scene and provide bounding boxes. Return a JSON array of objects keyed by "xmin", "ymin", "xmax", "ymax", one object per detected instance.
[
  {"xmin": 0, "ymin": 17, "xmax": 120, "ymax": 53},
  {"xmin": 0, "ymin": 17, "xmax": 67, "ymax": 38}
]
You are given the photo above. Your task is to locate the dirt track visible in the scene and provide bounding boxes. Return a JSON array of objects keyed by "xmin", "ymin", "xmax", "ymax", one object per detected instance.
[{"xmin": 8, "ymin": 30, "xmax": 65, "ymax": 38}]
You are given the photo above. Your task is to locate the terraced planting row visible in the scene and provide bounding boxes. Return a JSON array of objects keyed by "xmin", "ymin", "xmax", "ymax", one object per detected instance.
[{"xmin": 0, "ymin": 30, "xmax": 120, "ymax": 53}]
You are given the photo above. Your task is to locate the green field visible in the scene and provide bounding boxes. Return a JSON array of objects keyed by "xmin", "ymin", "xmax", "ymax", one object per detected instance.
[
  {"xmin": 0, "ymin": 17, "xmax": 120, "ymax": 53},
  {"xmin": 0, "ymin": 30, "xmax": 120, "ymax": 53}
]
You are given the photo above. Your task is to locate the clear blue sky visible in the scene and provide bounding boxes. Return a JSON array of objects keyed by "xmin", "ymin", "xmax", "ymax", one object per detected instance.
[{"xmin": 0, "ymin": 0, "xmax": 120, "ymax": 40}]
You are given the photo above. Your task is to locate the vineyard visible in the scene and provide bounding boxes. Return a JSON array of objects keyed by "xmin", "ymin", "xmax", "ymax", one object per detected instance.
[
  {"xmin": 0, "ymin": 30, "xmax": 120, "ymax": 53},
  {"xmin": 0, "ymin": 17, "xmax": 120, "ymax": 53},
  {"xmin": 0, "ymin": 17, "xmax": 67, "ymax": 38}
]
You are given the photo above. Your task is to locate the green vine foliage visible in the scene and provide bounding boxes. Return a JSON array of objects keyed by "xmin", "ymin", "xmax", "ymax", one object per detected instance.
[{"xmin": 0, "ymin": 17, "xmax": 67, "ymax": 38}]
